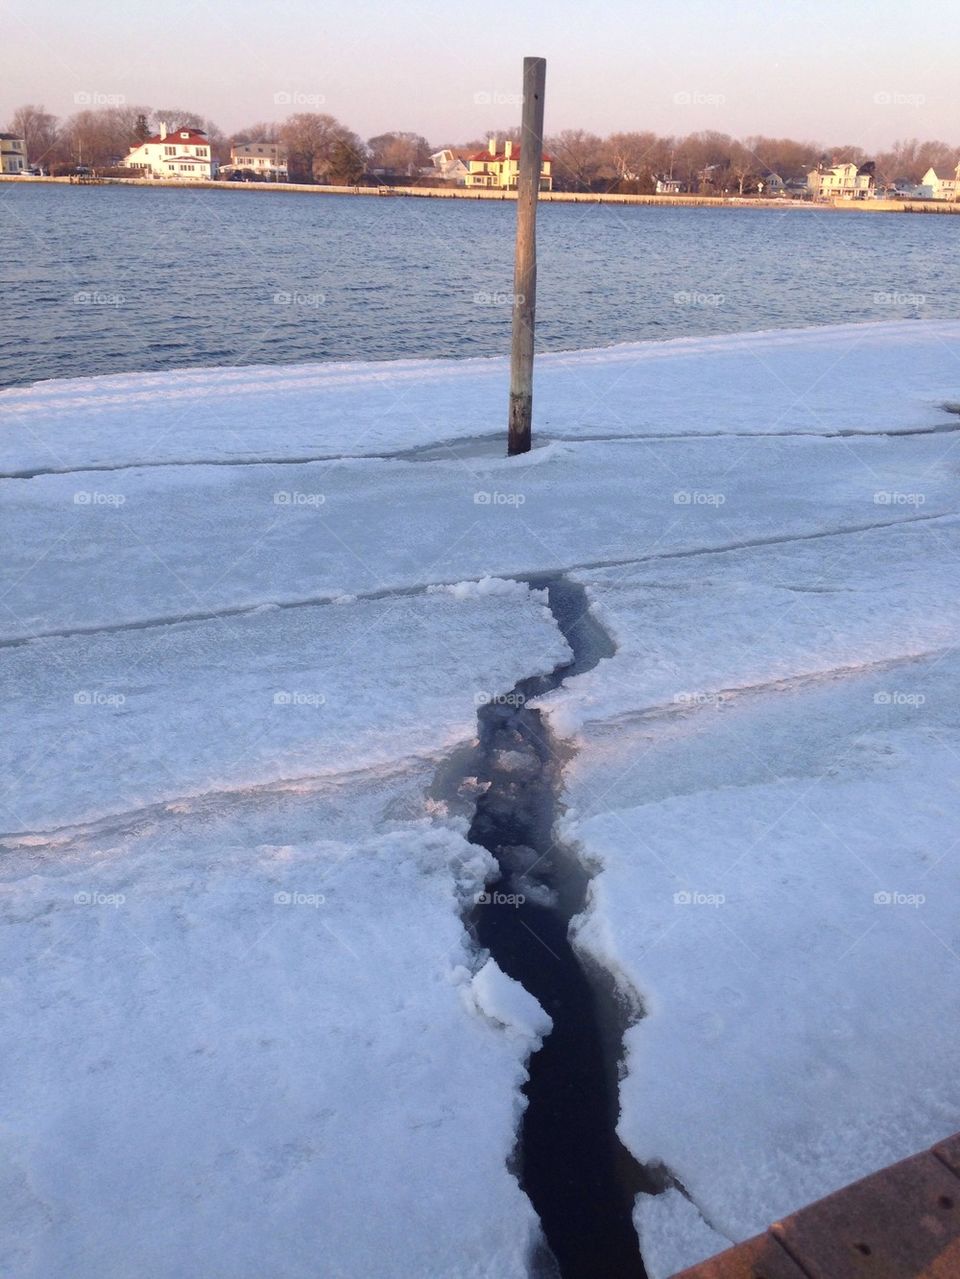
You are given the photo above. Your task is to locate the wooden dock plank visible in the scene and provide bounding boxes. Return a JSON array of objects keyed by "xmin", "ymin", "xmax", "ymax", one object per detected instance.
[
  {"xmin": 771, "ymin": 1151, "xmax": 960, "ymax": 1279},
  {"xmin": 671, "ymin": 1232, "xmax": 808, "ymax": 1278},
  {"xmin": 932, "ymin": 1134, "xmax": 960, "ymax": 1180},
  {"xmin": 671, "ymin": 1135, "xmax": 960, "ymax": 1279}
]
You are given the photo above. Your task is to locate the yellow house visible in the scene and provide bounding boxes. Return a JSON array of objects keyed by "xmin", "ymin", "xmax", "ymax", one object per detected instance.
[
  {"xmin": 0, "ymin": 133, "xmax": 27, "ymax": 174},
  {"xmin": 466, "ymin": 137, "xmax": 552, "ymax": 191}
]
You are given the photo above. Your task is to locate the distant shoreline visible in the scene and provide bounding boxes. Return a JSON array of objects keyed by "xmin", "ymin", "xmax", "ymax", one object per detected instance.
[{"xmin": 3, "ymin": 173, "xmax": 960, "ymax": 213}]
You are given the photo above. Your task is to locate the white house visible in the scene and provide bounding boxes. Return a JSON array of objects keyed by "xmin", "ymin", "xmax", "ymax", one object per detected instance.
[
  {"xmin": 222, "ymin": 141, "xmax": 288, "ymax": 181},
  {"xmin": 807, "ymin": 161, "xmax": 875, "ymax": 200},
  {"xmin": 0, "ymin": 133, "xmax": 26, "ymax": 174},
  {"xmin": 123, "ymin": 124, "xmax": 215, "ymax": 181},
  {"xmin": 427, "ymin": 148, "xmax": 468, "ymax": 183},
  {"xmin": 890, "ymin": 179, "xmax": 932, "ymax": 200},
  {"xmin": 921, "ymin": 164, "xmax": 960, "ymax": 200}
]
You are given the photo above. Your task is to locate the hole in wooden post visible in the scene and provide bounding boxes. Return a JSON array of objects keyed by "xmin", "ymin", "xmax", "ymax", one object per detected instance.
[{"xmin": 855, "ymin": 1242, "xmax": 872, "ymax": 1256}]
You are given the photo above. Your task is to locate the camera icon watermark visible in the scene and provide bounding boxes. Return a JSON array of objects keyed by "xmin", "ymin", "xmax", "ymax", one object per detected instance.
[
  {"xmin": 475, "ymin": 690, "xmax": 527, "ymax": 708},
  {"xmin": 673, "ymin": 889, "xmax": 725, "ymax": 906},
  {"xmin": 273, "ymin": 290, "xmax": 325, "ymax": 307},
  {"xmin": 73, "ymin": 91, "xmax": 126, "ymax": 107},
  {"xmin": 473, "ymin": 91, "xmax": 524, "ymax": 107},
  {"xmin": 273, "ymin": 91, "xmax": 326, "ymax": 108},
  {"xmin": 475, "ymin": 890, "xmax": 526, "ymax": 907},
  {"xmin": 474, "ymin": 491, "xmax": 525, "ymax": 506},
  {"xmin": 873, "ymin": 491, "xmax": 925, "ymax": 506},
  {"xmin": 273, "ymin": 491, "xmax": 325, "ymax": 507},
  {"xmin": 673, "ymin": 490, "xmax": 726, "ymax": 506},
  {"xmin": 73, "ymin": 291, "xmax": 124, "ymax": 307},
  {"xmin": 473, "ymin": 290, "xmax": 524, "ymax": 306},
  {"xmin": 873, "ymin": 690, "xmax": 925, "ymax": 707},
  {"xmin": 673, "ymin": 90, "xmax": 726, "ymax": 107},
  {"xmin": 674, "ymin": 691, "xmax": 726, "ymax": 710},
  {"xmin": 873, "ymin": 291, "xmax": 926, "ymax": 306},
  {"xmin": 674, "ymin": 290, "xmax": 725, "ymax": 307},
  {"xmin": 873, "ymin": 91, "xmax": 925, "ymax": 107},
  {"xmin": 74, "ymin": 690, "xmax": 126, "ymax": 707},
  {"xmin": 73, "ymin": 490, "xmax": 126, "ymax": 506},
  {"xmin": 273, "ymin": 690, "xmax": 326, "ymax": 707},
  {"xmin": 74, "ymin": 890, "xmax": 125, "ymax": 907}
]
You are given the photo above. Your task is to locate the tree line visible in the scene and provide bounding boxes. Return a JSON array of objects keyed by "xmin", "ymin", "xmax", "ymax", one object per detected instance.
[{"xmin": 6, "ymin": 103, "xmax": 959, "ymax": 191}]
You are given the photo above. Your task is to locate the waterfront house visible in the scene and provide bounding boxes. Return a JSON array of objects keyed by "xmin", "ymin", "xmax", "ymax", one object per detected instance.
[
  {"xmin": 465, "ymin": 137, "xmax": 552, "ymax": 191},
  {"xmin": 921, "ymin": 164, "xmax": 960, "ymax": 200},
  {"xmin": 0, "ymin": 133, "xmax": 27, "ymax": 174},
  {"xmin": 122, "ymin": 124, "xmax": 215, "ymax": 181},
  {"xmin": 222, "ymin": 141, "xmax": 288, "ymax": 181},
  {"xmin": 427, "ymin": 148, "xmax": 469, "ymax": 183},
  {"xmin": 655, "ymin": 175, "xmax": 685, "ymax": 194},
  {"xmin": 889, "ymin": 178, "xmax": 932, "ymax": 199},
  {"xmin": 807, "ymin": 161, "xmax": 875, "ymax": 200}
]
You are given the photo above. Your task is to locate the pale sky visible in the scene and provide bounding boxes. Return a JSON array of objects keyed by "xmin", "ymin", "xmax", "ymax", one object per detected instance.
[{"xmin": 4, "ymin": 0, "xmax": 959, "ymax": 149}]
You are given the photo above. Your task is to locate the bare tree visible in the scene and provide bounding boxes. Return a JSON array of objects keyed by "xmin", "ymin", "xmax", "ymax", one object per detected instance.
[
  {"xmin": 874, "ymin": 137, "xmax": 957, "ymax": 185},
  {"xmin": 152, "ymin": 108, "xmax": 206, "ymax": 131},
  {"xmin": 823, "ymin": 143, "xmax": 867, "ymax": 167},
  {"xmin": 546, "ymin": 129, "xmax": 606, "ymax": 191},
  {"xmin": 367, "ymin": 132, "xmax": 431, "ymax": 176},
  {"xmin": 743, "ymin": 136, "xmax": 820, "ymax": 181},
  {"xmin": 8, "ymin": 104, "xmax": 60, "ymax": 168},
  {"xmin": 231, "ymin": 121, "xmax": 281, "ymax": 144},
  {"xmin": 60, "ymin": 105, "xmax": 152, "ymax": 168},
  {"xmin": 280, "ymin": 113, "xmax": 365, "ymax": 182},
  {"xmin": 728, "ymin": 142, "xmax": 757, "ymax": 195}
]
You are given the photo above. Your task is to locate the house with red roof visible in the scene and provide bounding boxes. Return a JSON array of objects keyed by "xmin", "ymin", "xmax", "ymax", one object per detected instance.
[
  {"xmin": 465, "ymin": 137, "xmax": 552, "ymax": 191},
  {"xmin": 122, "ymin": 124, "xmax": 216, "ymax": 181}
]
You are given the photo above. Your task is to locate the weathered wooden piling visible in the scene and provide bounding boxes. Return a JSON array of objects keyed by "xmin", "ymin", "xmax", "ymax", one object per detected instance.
[{"xmin": 508, "ymin": 56, "xmax": 546, "ymax": 456}]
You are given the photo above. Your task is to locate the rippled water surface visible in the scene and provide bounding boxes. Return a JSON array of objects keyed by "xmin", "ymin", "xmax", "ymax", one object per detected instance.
[{"xmin": 2, "ymin": 182, "xmax": 958, "ymax": 387}]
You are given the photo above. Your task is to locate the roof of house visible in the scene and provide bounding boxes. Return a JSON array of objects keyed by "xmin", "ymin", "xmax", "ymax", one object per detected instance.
[
  {"xmin": 468, "ymin": 147, "xmax": 553, "ymax": 163},
  {"xmin": 138, "ymin": 128, "xmax": 209, "ymax": 147},
  {"xmin": 232, "ymin": 142, "xmax": 284, "ymax": 153}
]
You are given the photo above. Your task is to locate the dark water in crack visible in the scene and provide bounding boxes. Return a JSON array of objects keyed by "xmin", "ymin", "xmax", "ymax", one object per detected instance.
[{"xmin": 464, "ymin": 575, "xmax": 665, "ymax": 1279}]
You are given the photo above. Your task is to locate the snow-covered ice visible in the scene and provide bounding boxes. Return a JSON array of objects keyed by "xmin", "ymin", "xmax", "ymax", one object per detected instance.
[
  {"xmin": 4, "ymin": 319, "xmax": 960, "ymax": 1278},
  {"xmin": 3, "ymin": 320, "xmax": 960, "ymax": 476},
  {"xmin": 0, "ymin": 813, "xmax": 546, "ymax": 1279},
  {"xmin": 2, "ymin": 432, "xmax": 956, "ymax": 640},
  {"xmin": 470, "ymin": 958, "xmax": 553, "ymax": 1044},
  {"xmin": 633, "ymin": 1190, "xmax": 729, "ymax": 1279},
  {"xmin": 549, "ymin": 523, "xmax": 960, "ymax": 1274},
  {"xmin": 1, "ymin": 589, "xmax": 568, "ymax": 833}
]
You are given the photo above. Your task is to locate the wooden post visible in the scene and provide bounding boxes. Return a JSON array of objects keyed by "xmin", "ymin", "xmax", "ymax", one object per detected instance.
[{"xmin": 508, "ymin": 56, "xmax": 546, "ymax": 456}]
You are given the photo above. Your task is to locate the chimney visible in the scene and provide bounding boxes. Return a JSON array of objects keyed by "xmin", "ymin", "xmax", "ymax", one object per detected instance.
[
  {"xmin": 488, "ymin": 136, "xmax": 497, "ymax": 156},
  {"xmin": 159, "ymin": 121, "xmax": 167, "ymax": 141},
  {"xmin": 504, "ymin": 139, "xmax": 513, "ymax": 160}
]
